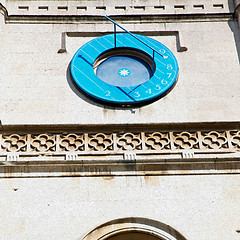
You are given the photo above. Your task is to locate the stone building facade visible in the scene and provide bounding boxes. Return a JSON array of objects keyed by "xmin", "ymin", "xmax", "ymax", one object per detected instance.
[{"xmin": 0, "ymin": 0, "xmax": 240, "ymax": 239}]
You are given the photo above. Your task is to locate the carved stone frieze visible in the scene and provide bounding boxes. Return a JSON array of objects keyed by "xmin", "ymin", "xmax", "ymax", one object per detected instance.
[
  {"xmin": 0, "ymin": 125, "xmax": 239, "ymax": 177},
  {"xmin": 0, "ymin": 128, "xmax": 239, "ymax": 161},
  {"xmin": 201, "ymin": 131, "xmax": 228, "ymax": 150},
  {"xmin": 88, "ymin": 133, "xmax": 113, "ymax": 151},
  {"xmin": 117, "ymin": 133, "xmax": 142, "ymax": 151},
  {"xmin": 59, "ymin": 133, "xmax": 85, "ymax": 152},
  {"xmin": 145, "ymin": 132, "xmax": 170, "ymax": 150},
  {"xmin": 31, "ymin": 134, "xmax": 56, "ymax": 152},
  {"xmin": 1, "ymin": 134, "xmax": 27, "ymax": 152},
  {"xmin": 230, "ymin": 130, "xmax": 240, "ymax": 149},
  {"xmin": 173, "ymin": 131, "xmax": 199, "ymax": 150}
]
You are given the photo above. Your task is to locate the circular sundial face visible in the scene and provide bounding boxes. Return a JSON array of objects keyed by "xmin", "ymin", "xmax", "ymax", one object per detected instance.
[
  {"xmin": 70, "ymin": 33, "xmax": 179, "ymax": 106},
  {"xmin": 96, "ymin": 55, "xmax": 153, "ymax": 87}
]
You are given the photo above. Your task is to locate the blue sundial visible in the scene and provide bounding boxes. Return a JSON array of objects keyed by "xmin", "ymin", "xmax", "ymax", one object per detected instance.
[
  {"xmin": 70, "ymin": 33, "xmax": 179, "ymax": 106},
  {"xmin": 96, "ymin": 55, "xmax": 152, "ymax": 87}
]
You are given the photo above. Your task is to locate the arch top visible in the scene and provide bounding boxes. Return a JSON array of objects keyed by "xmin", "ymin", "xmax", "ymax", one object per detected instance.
[{"xmin": 79, "ymin": 217, "xmax": 187, "ymax": 240}]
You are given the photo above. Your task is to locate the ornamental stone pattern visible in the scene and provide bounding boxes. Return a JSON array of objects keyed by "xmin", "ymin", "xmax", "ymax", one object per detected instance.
[{"xmin": 0, "ymin": 129, "xmax": 239, "ymax": 157}]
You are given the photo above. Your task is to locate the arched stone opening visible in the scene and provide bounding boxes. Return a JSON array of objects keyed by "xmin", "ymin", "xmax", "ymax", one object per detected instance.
[{"xmin": 80, "ymin": 217, "xmax": 187, "ymax": 240}]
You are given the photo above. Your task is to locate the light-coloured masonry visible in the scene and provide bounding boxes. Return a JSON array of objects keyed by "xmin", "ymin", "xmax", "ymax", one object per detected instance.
[{"xmin": 4, "ymin": 0, "xmax": 234, "ymax": 16}]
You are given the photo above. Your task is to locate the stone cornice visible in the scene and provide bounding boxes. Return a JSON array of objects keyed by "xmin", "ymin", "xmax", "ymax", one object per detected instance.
[
  {"xmin": 0, "ymin": 0, "xmax": 235, "ymax": 23},
  {"xmin": 5, "ymin": 13, "xmax": 234, "ymax": 24},
  {"xmin": 0, "ymin": 122, "xmax": 239, "ymax": 178},
  {"xmin": 1, "ymin": 121, "xmax": 239, "ymax": 132}
]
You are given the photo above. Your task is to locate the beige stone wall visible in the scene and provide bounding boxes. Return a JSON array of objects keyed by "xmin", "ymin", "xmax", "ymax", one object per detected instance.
[
  {"xmin": 1, "ymin": 174, "xmax": 240, "ymax": 240},
  {"xmin": 0, "ymin": 1, "xmax": 240, "ymax": 240},
  {"xmin": 0, "ymin": 1, "xmax": 239, "ymax": 126}
]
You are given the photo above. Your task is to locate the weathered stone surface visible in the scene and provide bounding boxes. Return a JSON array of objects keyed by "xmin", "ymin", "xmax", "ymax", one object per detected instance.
[
  {"xmin": 0, "ymin": 17, "xmax": 239, "ymax": 125},
  {"xmin": 1, "ymin": 175, "xmax": 240, "ymax": 239},
  {"xmin": 0, "ymin": 0, "xmax": 240, "ymax": 239}
]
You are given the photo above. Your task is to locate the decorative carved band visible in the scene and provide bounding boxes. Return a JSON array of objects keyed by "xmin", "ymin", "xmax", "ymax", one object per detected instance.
[{"xmin": 0, "ymin": 129, "xmax": 239, "ymax": 159}]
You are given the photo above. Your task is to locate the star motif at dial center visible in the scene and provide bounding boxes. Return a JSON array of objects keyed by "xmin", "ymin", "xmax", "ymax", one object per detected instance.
[{"xmin": 118, "ymin": 68, "xmax": 131, "ymax": 77}]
